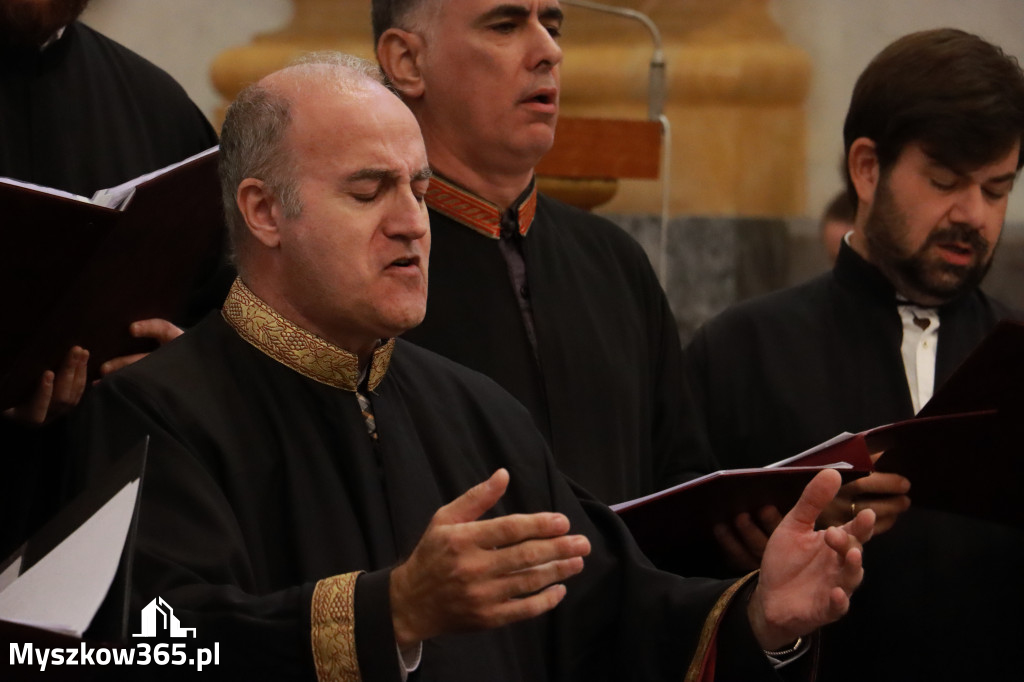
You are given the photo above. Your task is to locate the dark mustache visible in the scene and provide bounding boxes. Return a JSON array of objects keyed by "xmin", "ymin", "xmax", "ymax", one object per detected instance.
[{"xmin": 923, "ymin": 224, "xmax": 989, "ymax": 253}]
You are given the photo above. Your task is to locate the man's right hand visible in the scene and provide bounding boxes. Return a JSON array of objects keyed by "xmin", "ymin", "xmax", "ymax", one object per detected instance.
[
  {"xmin": 389, "ymin": 469, "xmax": 591, "ymax": 649},
  {"xmin": 3, "ymin": 346, "xmax": 89, "ymax": 425}
]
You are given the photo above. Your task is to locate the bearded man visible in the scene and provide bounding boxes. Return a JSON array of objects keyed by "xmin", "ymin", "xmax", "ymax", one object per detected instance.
[{"xmin": 680, "ymin": 29, "xmax": 1024, "ymax": 682}]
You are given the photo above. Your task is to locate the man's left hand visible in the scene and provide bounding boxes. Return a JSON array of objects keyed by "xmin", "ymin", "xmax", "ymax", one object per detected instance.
[{"xmin": 747, "ymin": 469, "xmax": 875, "ymax": 650}]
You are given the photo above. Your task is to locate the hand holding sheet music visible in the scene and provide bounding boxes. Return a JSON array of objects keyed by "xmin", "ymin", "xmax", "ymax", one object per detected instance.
[{"xmin": 0, "ymin": 147, "xmax": 224, "ymax": 411}]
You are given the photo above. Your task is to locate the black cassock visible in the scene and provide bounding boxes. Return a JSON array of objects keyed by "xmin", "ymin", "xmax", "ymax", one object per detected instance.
[
  {"xmin": 68, "ymin": 282, "xmax": 780, "ymax": 681},
  {"xmin": 405, "ymin": 180, "xmax": 711, "ymax": 505},
  {"xmin": 0, "ymin": 21, "xmax": 217, "ymax": 196},
  {"xmin": 0, "ymin": 21, "xmax": 226, "ymax": 556},
  {"xmin": 681, "ymin": 241, "xmax": 1024, "ymax": 681}
]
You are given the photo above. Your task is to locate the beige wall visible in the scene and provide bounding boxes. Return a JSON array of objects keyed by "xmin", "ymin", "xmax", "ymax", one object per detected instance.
[
  {"xmin": 772, "ymin": 0, "xmax": 1024, "ymax": 232},
  {"xmin": 81, "ymin": 0, "xmax": 1024, "ymax": 227}
]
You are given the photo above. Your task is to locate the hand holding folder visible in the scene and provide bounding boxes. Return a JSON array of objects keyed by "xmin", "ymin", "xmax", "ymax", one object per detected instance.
[
  {"xmin": 0, "ymin": 147, "xmax": 224, "ymax": 411},
  {"xmin": 614, "ymin": 318, "xmax": 1023, "ymax": 576}
]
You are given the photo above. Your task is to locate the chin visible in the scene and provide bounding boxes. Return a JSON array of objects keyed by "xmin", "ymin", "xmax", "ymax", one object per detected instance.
[{"xmin": 379, "ymin": 308, "xmax": 427, "ymax": 338}]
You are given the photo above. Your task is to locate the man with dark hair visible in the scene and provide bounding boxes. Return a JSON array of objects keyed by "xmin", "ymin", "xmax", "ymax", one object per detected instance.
[
  {"xmin": 70, "ymin": 54, "xmax": 875, "ymax": 681},
  {"xmin": 682, "ymin": 28, "xmax": 1024, "ymax": 681},
  {"xmin": 373, "ymin": 0, "xmax": 709, "ymax": 505},
  {"xmin": 0, "ymin": 0, "xmax": 222, "ymax": 554}
]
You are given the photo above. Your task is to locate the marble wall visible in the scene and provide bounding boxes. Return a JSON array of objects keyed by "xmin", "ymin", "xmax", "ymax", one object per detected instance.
[{"xmin": 772, "ymin": 0, "xmax": 1024, "ymax": 232}]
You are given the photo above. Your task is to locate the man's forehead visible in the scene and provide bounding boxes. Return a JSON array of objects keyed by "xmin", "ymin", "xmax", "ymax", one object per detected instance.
[
  {"xmin": 303, "ymin": 110, "xmax": 427, "ymax": 177},
  {"xmin": 434, "ymin": 0, "xmax": 563, "ymax": 22}
]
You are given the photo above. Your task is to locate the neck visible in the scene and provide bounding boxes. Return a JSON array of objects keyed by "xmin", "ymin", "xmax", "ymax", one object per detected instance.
[
  {"xmin": 846, "ymin": 228, "xmax": 950, "ymax": 307},
  {"xmin": 241, "ymin": 272, "xmax": 377, "ymax": 368},
  {"xmin": 847, "ymin": 227, "xmax": 870, "ymax": 262},
  {"xmin": 429, "ymin": 158, "xmax": 533, "ymax": 211},
  {"xmin": 421, "ymin": 133, "xmax": 535, "ymax": 212}
]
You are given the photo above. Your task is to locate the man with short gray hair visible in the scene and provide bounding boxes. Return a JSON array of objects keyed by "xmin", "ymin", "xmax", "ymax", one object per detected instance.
[{"xmin": 374, "ymin": 0, "xmax": 711, "ymax": 505}]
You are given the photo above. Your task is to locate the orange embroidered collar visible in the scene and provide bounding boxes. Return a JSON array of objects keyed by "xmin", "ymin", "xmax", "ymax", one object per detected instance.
[
  {"xmin": 221, "ymin": 278, "xmax": 394, "ymax": 392},
  {"xmin": 425, "ymin": 174, "xmax": 537, "ymax": 239}
]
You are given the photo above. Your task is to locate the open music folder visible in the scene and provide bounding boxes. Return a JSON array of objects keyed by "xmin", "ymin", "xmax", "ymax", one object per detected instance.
[
  {"xmin": 0, "ymin": 147, "xmax": 224, "ymax": 409},
  {"xmin": 614, "ymin": 320, "xmax": 1023, "ymax": 572},
  {"xmin": 873, "ymin": 319, "xmax": 1024, "ymax": 528},
  {"xmin": 611, "ymin": 463, "xmax": 868, "ymax": 575}
]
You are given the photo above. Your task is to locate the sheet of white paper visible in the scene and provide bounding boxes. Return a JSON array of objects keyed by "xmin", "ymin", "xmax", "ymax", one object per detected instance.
[
  {"xmin": 0, "ymin": 176, "xmax": 93, "ymax": 204},
  {"xmin": 0, "ymin": 555, "xmax": 23, "ymax": 592},
  {"xmin": 91, "ymin": 145, "xmax": 218, "ymax": 209},
  {"xmin": 0, "ymin": 480, "xmax": 139, "ymax": 637},
  {"xmin": 609, "ymin": 461, "xmax": 854, "ymax": 512}
]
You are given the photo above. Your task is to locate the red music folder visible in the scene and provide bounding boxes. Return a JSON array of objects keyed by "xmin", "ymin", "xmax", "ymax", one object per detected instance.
[
  {"xmin": 614, "ymin": 321, "xmax": 1022, "ymax": 573},
  {"xmin": 872, "ymin": 319, "xmax": 1024, "ymax": 527},
  {"xmin": 0, "ymin": 148, "xmax": 224, "ymax": 409},
  {"xmin": 611, "ymin": 464, "xmax": 867, "ymax": 575}
]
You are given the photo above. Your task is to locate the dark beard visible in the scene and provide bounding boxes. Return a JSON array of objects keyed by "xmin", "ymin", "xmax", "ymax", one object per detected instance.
[
  {"xmin": 864, "ymin": 178, "xmax": 994, "ymax": 305},
  {"xmin": 0, "ymin": 0, "xmax": 91, "ymax": 48}
]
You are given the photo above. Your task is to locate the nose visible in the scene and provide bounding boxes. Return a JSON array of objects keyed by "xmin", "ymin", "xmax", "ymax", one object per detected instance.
[
  {"xmin": 948, "ymin": 185, "xmax": 986, "ymax": 230},
  {"xmin": 528, "ymin": 20, "xmax": 563, "ymax": 72},
  {"xmin": 383, "ymin": 187, "xmax": 429, "ymax": 241}
]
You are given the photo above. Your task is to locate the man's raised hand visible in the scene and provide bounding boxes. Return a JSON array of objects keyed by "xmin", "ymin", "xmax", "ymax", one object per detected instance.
[
  {"xmin": 389, "ymin": 469, "xmax": 591, "ymax": 649},
  {"xmin": 748, "ymin": 468, "xmax": 875, "ymax": 650}
]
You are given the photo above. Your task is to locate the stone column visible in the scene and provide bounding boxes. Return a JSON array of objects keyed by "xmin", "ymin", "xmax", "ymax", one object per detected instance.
[
  {"xmin": 209, "ymin": 0, "xmax": 374, "ymax": 125},
  {"xmin": 559, "ymin": 0, "xmax": 811, "ymax": 217},
  {"xmin": 210, "ymin": 0, "xmax": 809, "ymax": 217}
]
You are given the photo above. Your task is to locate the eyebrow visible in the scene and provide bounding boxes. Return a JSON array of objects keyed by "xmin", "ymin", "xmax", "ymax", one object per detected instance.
[
  {"xmin": 476, "ymin": 4, "xmax": 564, "ymax": 25},
  {"xmin": 348, "ymin": 168, "xmax": 394, "ymax": 183},
  {"xmin": 925, "ymin": 157, "xmax": 1019, "ymax": 185},
  {"xmin": 985, "ymin": 171, "xmax": 1018, "ymax": 185},
  {"xmin": 540, "ymin": 6, "xmax": 565, "ymax": 23},
  {"xmin": 346, "ymin": 167, "xmax": 432, "ymax": 183}
]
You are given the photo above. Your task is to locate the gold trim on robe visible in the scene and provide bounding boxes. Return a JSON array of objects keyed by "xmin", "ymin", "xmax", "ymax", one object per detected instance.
[
  {"xmin": 425, "ymin": 174, "xmax": 537, "ymax": 239},
  {"xmin": 685, "ymin": 571, "xmax": 759, "ymax": 682},
  {"xmin": 311, "ymin": 572, "xmax": 362, "ymax": 682},
  {"xmin": 221, "ymin": 278, "xmax": 394, "ymax": 392}
]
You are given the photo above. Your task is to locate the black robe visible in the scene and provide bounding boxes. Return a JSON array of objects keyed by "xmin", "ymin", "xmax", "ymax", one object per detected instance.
[
  {"xmin": 67, "ymin": 300, "xmax": 781, "ymax": 681},
  {"xmin": 0, "ymin": 21, "xmax": 227, "ymax": 556},
  {"xmin": 0, "ymin": 20, "xmax": 229, "ymax": 324},
  {"xmin": 404, "ymin": 190, "xmax": 710, "ymax": 504},
  {"xmin": 0, "ymin": 21, "xmax": 218, "ymax": 196},
  {"xmin": 681, "ymin": 241, "xmax": 1024, "ymax": 681}
]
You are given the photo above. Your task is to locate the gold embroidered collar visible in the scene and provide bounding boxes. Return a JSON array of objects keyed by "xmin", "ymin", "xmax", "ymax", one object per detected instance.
[
  {"xmin": 425, "ymin": 173, "xmax": 537, "ymax": 239},
  {"xmin": 221, "ymin": 278, "xmax": 394, "ymax": 392}
]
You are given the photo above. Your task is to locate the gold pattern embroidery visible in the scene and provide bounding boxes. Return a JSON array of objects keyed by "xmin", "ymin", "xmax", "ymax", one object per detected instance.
[
  {"xmin": 311, "ymin": 572, "xmax": 362, "ymax": 682},
  {"xmin": 426, "ymin": 174, "xmax": 536, "ymax": 239},
  {"xmin": 221, "ymin": 278, "xmax": 394, "ymax": 392},
  {"xmin": 684, "ymin": 571, "xmax": 759, "ymax": 682}
]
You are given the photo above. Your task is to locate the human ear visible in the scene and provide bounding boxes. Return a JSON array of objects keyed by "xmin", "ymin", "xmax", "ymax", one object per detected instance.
[
  {"xmin": 848, "ymin": 137, "xmax": 880, "ymax": 205},
  {"xmin": 378, "ymin": 28, "xmax": 425, "ymax": 99},
  {"xmin": 236, "ymin": 178, "xmax": 282, "ymax": 249}
]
